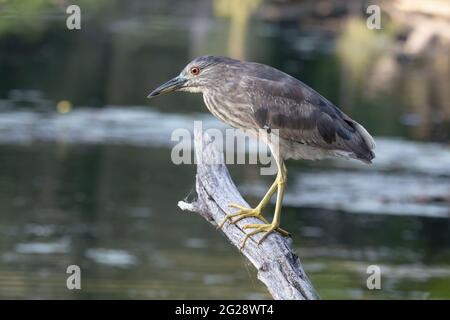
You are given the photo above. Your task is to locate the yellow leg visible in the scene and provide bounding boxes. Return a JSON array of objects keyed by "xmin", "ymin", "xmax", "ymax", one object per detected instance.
[
  {"xmin": 240, "ymin": 163, "xmax": 289, "ymax": 249},
  {"xmin": 218, "ymin": 178, "xmax": 278, "ymax": 229}
]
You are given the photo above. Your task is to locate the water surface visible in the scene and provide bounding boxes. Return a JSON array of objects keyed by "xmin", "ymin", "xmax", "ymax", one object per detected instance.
[{"xmin": 0, "ymin": 0, "xmax": 449, "ymax": 299}]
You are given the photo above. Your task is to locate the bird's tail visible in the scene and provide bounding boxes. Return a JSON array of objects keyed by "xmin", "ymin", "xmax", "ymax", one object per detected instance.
[{"xmin": 353, "ymin": 122, "xmax": 376, "ymax": 163}]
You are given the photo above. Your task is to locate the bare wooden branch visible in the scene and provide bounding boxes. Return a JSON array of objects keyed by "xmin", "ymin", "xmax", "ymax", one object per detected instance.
[{"xmin": 178, "ymin": 127, "xmax": 319, "ymax": 300}]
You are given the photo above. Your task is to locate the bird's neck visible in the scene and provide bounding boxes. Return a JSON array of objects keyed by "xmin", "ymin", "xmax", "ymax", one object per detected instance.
[{"xmin": 179, "ymin": 86, "xmax": 203, "ymax": 93}]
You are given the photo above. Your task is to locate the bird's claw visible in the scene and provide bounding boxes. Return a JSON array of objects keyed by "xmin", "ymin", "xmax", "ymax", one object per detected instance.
[
  {"xmin": 217, "ymin": 203, "xmax": 290, "ymax": 250},
  {"xmin": 217, "ymin": 203, "xmax": 268, "ymax": 229},
  {"xmin": 240, "ymin": 223, "xmax": 290, "ymax": 250}
]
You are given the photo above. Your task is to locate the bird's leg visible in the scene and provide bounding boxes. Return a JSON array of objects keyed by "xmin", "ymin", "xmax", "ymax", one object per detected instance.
[
  {"xmin": 217, "ymin": 178, "xmax": 278, "ymax": 229},
  {"xmin": 240, "ymin": 163, "xmax": 289, "ymax": 249}
]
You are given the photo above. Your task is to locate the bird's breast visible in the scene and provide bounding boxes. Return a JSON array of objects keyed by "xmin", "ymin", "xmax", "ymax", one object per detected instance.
[{"xmin": 202, "ymin": 91, "xmax": 255, "ymax": 129}]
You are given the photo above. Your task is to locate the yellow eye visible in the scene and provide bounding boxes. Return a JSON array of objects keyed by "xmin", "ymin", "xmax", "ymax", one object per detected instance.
[{"xmin": 190, "ymin": 67, "xmax": 200, "ymax": 76}]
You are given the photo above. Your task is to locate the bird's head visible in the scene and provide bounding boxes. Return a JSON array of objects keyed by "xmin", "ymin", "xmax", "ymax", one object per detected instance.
[{"xmin": 147, "ymin": 56, "xmax": 239, "ymax": 98}]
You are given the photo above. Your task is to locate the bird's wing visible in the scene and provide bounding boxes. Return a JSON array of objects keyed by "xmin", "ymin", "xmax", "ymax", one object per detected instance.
[{"xmin": 241, "ymin": 76, "xmax": 375, "ymax": 162}]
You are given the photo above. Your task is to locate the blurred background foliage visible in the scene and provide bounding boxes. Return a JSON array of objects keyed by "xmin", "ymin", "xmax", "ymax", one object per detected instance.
[{"xmin": 0, "ymin": 0, "xmax": 449, "ymax": 299}]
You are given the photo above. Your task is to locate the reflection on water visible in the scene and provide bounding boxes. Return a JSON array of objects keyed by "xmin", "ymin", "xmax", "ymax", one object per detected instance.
[
  {"xmin": 214, "ymin": 0, "xmax": 261, "ymax": 59},
  {"xmin": 244, "ymin": 171, "xmax": 450, "ymax": 217},
  {"xmin": 0, "ymin": 142, "xmax": 449, "ymax": 299},
  {"xmin": 0, "ymin": 0, "xmax": 449, "ymax": 299}
]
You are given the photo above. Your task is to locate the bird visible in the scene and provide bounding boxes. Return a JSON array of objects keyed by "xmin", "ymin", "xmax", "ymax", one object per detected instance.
[{"xmin": 148, "ymin": 56, "xmax": 375, "ymax": 248}]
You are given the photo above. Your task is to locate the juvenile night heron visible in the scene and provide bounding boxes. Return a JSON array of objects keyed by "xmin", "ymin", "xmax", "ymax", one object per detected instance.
[{"xmin": 148, "ymin": 56, "xmax": 375, "ymax": 248}]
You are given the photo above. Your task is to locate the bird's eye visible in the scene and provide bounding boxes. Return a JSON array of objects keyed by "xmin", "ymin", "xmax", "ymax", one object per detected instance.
[{"xmin": 190, "ymin": 67, "xmax": 200, "ymax": 76}]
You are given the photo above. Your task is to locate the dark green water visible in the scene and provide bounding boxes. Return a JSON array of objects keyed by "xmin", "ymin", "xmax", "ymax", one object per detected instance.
[{"xmin": 0, "ymin": 0, "xmax": 449, "ymax": 299}]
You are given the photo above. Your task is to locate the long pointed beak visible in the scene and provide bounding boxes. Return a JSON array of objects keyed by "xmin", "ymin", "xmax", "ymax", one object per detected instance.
[{"xmin": 147, "ymin": 76, "xmax": 187, "ymax": 98}]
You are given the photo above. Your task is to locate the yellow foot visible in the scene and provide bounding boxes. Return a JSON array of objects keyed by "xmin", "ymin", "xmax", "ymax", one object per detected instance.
[
  {"xmin": 240, "ymin": 223, "xmax": 290, "ymax": 249},
  {"xmin": 218, "ymin": 203, "xmax": 268, "ymax": 229}
]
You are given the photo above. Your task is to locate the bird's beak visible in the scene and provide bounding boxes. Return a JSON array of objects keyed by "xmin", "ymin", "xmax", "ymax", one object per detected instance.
[{"xmin": 147, "ymin": 75, "xmax": 187, "ymax": 98}]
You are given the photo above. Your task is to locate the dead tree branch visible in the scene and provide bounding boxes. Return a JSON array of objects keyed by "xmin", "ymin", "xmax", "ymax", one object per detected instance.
[{"xmin": 178, "ymin": 127, "xmax": 319, "ymax": 300}]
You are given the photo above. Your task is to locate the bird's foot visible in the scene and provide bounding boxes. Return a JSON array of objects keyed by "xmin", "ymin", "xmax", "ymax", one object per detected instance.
[
  {"xmin": 240, "ymin": 223, "xmax": 290, "ymax": 250},
  {"xmin": 218, "ymin": 203, "xmax": 268, "ymax": 229}
]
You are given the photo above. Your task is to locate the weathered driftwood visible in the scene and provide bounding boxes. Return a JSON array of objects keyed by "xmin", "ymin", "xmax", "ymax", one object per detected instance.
[{"xmin": 178, "ymin": 127, "xmax": 319, "ymax": 300}]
